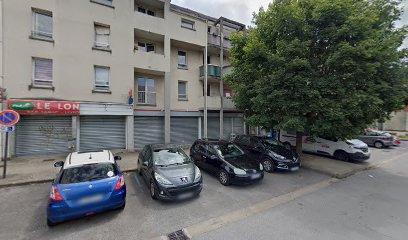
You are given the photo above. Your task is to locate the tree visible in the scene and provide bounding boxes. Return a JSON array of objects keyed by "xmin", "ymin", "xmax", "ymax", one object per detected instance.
[{"xmin": 228, "ymin": 0, "xmax": 408, "ymax": 154}]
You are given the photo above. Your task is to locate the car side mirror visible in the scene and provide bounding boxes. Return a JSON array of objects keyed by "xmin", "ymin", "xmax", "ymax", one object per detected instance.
[
  {"xmin": 114, "ymin": 156, "xmax": 122, "ymax": 161},
  {"xmin": 54, "ymin": 161, "xmax": 64, "ymax": 168},
  {"xmin": 210, "ymin": 155, "xmax": 217, "ymax": 160}
]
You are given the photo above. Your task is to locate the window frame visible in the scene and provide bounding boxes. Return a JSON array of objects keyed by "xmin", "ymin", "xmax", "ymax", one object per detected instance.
[
  {"xmin": 94, "ymin": 65, "xmax": 111, "ymax": 91},
  {"xmin": 178, "ymin": 81, "xmax": 188, "ymax": 100},
  {"xmin": 137, "ymin": 77, "xmax": 156, "ymax": 105},
  {"xmin": 136, "ymin": 6, "xmax": 155, "ymax": 16},
  {"xmin": 32, "ymin": 57, "xmax": 53, "ymax": 87},
  {"xmin": 31, "ymin": 8, "xmax": 53, "ymax": 40},
  {"xmin": 181, "ymin": 18, "xmax": 195, "ymax": 30},
  {"xmin": 137, "ymin": 42, "xmax": 155, "ymax": 53},
  {"xmin": 94, "ymin": 23, "xmax": 111, "ymax": 49},
  {"xmin": 178, "ymin": 50, "xmax": 188, "ymax": 69}
]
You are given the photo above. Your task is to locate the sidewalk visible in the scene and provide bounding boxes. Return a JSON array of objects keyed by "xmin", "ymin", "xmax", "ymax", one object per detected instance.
[{"xmin": 0, "ymin": 151, "xmax": 139, "ymax": 188}]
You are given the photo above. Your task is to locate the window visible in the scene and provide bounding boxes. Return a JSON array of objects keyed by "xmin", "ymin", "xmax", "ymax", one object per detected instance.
[
  {"xmin": 178, "ymin": 51, "xmax": 187, "ymax": 68},
  {"xmin": 92, "ymin": 0, "xmax": 113, "ymax": 6},
  {"xmin": 94, "ymin": 24, "xmax": 110, "ymax": 49},
  {"xmin": 32, "ymin": 9, "xmax": 53, "ymax": 39},
  {"xmin": 137, "ymin": 42, "xmax": 155, "ymax": 53},
  {"xmin": 137, "ymin": 77, "xmax": 156, "ymax": 105},
  {"xmin": 33, "ymin": 58, "xmax": 53, "ymax": 86},
  {"xmin": 94, "ymin": 66, "xmax": 110, "ymax": 91},
  {"xmin": 178, "ymin": 81, "xmax": 187, "ymax": 100},
  {"xmin": 137, "ymin": 6, "xmax": 155, "ymax": 16},
  {"xmin": 181, "ymin": 19, "xmax": 195, "ymax": 30},
  {"xmin": 60, "ymin": 163, "xmax": 117, "ymax": 184}
]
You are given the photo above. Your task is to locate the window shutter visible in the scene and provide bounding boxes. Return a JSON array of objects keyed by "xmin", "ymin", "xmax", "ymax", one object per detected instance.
[
  {"xmin": 95, "ymin": 25, "xmax": 110, "ymax": 47},
  {"xmin": 34, "ymin": 12, "xmax": 53, "ymax": 37},
  {"xmin": 95, "ymin": 67, "xmax": 110, "ymax": 90},
  {"xmin": 34, "ymin": 59, "xmax": 53, "ymax": 86}
]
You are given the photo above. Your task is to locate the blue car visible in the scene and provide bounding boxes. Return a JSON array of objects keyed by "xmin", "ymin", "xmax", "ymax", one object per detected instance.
[{"xmin": 47, "ymin": 150, "xmax": 126, "ymax": 226}]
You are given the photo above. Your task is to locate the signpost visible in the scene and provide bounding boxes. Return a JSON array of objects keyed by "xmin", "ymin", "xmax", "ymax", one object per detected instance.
[{"xmin": 0, "ymin": 110, "xmax": 20, "ymax": 179}]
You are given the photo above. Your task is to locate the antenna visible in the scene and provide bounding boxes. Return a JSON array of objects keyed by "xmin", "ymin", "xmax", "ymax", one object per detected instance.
[
  {"xmin": 69, "ymin": 153, "xmax": 72, "ymax": 164},
  {"xmin": 89, "ymin": 153, "xmax": 92, "ymax": 159}
]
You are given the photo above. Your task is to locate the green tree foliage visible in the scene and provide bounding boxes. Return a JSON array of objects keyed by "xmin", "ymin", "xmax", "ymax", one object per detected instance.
[{"xmin": 228, "ymin": 0, "xmax": 408, "ymax": 153}]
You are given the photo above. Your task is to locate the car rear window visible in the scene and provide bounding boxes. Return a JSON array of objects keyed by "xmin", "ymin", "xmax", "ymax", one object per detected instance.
[{"xmin": 59, "ymin": 163, "xmax": 118, "ymax": 184}]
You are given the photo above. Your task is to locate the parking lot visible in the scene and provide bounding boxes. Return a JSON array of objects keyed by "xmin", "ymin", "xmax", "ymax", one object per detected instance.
[{"xmin": 0, "ymin": 143, "xmax": 406, "ymax": 240}]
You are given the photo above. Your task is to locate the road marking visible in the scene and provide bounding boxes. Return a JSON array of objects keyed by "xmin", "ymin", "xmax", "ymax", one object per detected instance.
[{"xmin": 155, "ymin": 178, "xmax": 339, "ymax": 240}]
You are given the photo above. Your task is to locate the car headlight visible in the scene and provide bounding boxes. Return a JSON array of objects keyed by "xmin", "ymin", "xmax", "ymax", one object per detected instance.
[
  {"xmin": 154, "ymin": 172, "xmax": 172, "ymax": 186},
  {"xmin": 233, "ymin": 168, "xmax": 246, "ymax": 175},
  {"xmin": 259, "ymin": 163, "xmax": 264, "ymax": 171},
  {"xmin": 194, "ymin": 166, "xmax": 201, "ymax": 182},
  {"xmin": 272, "ymin": 152, "xmax": 285, "ymax": 160}
]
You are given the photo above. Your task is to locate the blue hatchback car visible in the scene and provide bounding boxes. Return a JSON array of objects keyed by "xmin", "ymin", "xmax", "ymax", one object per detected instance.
[{"xmin": 47, "ymin": 150, "xmax": 126, "ymax": 226}]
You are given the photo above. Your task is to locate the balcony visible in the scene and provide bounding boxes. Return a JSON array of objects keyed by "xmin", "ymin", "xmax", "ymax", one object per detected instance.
[
  {"xmin": 207, "ymin": 33, "xmax": 232, "ymax": 49},
  {"xmin": 199, "ymin": 96, "xmax": 236, "ymax": 111},
  {"xmin": 199, "ymin": 64, "xmax": 221, "ymax": 79}
]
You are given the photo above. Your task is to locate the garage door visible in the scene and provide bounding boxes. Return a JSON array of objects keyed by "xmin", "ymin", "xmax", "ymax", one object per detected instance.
[
  {"xmin": 15, "ymin": 116, "xmax": 72, "ymax": 156},
  {"xmin": 80, "ymin": 116, "xmax": 126, "ymax": 152},
  {"xmin": 171, "ymin": 117, "xmax": 198, "ymax": 144},
  {"xmin": 134, "ymin": 116, "xmax": 164, "ymax": 148}
]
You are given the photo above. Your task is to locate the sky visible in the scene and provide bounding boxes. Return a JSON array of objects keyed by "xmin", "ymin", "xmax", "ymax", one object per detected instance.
[{"xmin": 172, "ymin": 0, "xmax": 408, "ymax": 46}]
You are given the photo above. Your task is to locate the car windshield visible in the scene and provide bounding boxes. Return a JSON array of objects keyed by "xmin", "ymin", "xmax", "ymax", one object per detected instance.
[
  {"xmin": 153, "ymin": 148, "xmax": 191, "ymax": 166},
  {"xmin": 214, "ymin": 144, "xmax": 244, "ymax": 158},
  {"xmin": 264, "ymin": 138, "xmax": 284, "ymax": 147},
  {"xmin": 59, "ymin": 163, "xmax": 117, "ymax": 184}
]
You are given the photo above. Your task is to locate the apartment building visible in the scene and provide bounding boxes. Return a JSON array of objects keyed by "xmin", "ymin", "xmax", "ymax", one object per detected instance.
[{"xmin": 0, "ymin": 0, "xmax": 245, "ymax": 156}]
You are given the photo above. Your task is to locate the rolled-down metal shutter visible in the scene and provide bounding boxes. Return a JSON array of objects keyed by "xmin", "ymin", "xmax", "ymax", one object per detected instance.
[
  {"xmin": 80, "ymin": 116, "xmax": 126, "ymax": 152},
  {"xmin": 233, "ymin": 117, "xmax": 244, "ymax": 135},
  {"xmin": 134, "ymin": 116, "xmax": 164, "ymax": 148},
  {"xmin": 207, "ymin": 117, "xmax": 220, "ymax": 139},
  {"xmin": 15, "ymin": 116, "xmax": 72, "ymax": 156},
  {"xmin": 171, "ymin": 117, "xmax": 198, "ymax": 144},
  {"xmin": 223, "ymin": 117, "xmax": 233, "ymax": 140}
]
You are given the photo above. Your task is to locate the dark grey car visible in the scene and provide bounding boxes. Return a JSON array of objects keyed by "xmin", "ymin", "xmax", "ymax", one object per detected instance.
[
  {"xmin": 358, "ymin": 130, "xmax": 394, "ymax": 148},
  {"xmin": 137, "ymin": 144, "xmax": 203, "ymax": 201}
]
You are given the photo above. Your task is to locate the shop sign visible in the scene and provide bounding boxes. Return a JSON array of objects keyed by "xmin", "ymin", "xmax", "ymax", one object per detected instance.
[{"xmin": 8, "ymin": 100, "xmax": 80, "ymax": 115}]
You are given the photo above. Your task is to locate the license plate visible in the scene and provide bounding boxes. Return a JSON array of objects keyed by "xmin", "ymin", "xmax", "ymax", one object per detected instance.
[
  {"xmin": 250, "ymin": 173, "xmax": 261, "ymax": 180},
  {"xmin": 78, "ymin": 194, "xmax": 104, "ymax": 205},
  {"xmin": 178, "ymin": 192, "xmax": 194, "ymax": 200},
  {"xmin": 291, "ymin": 166, "xmax": 299, "ymax": 171}
]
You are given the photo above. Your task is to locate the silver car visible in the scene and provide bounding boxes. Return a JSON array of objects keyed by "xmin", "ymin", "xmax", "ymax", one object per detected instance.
[{"xmin": 359, "ymin": 130, "xmax": 394, "ymax": 148}]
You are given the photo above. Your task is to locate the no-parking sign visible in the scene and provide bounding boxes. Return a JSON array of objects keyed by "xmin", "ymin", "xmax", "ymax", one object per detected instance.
[{"xmin": 0, "ymin": 110, "xmax": 20, "ymax": 127}]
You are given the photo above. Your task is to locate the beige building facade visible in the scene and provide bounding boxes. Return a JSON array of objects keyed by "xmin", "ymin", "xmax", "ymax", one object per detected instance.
[{"xmin": 0, "ymin": 0, "xmax": 245, "ymax": 156}]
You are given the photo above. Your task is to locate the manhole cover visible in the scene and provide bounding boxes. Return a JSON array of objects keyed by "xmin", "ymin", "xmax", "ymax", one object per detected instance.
[{"xmin": 168, "ymin": 229, "xmax": 190, "ymax": 240}]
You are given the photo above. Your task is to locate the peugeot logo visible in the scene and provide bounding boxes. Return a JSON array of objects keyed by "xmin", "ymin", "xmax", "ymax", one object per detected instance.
[
  {"xmin": 180, "ymin": 177, "xmax": 188, "ymax": 183},
  {"xmin": 88, "ymin": 185, "xmax": 93, "ymax": 189}
]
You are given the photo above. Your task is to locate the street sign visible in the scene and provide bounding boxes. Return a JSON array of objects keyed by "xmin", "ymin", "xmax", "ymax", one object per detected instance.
[
  {"xmin": 0, "ymin": 110, "xmax": 20, "ymax": 126},
  {"xmin": 0, "ymin": 126, "xmax": 15, "ymax": 132}
]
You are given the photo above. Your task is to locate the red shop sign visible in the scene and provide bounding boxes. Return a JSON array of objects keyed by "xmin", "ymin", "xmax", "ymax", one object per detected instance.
[{"xmin": 8, "ymin": 100, "xmax": 80, "ymax": 115}]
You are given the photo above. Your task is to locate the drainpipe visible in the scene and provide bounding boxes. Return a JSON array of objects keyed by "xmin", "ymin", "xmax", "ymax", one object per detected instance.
[
  {"xmin": 204, "ymin": 20, "xmax": 208, "ymax": 139},
  {"xmin": 219, "ymin": 18, "xmax": 224, "ymax": 140},
  {"xmin": 0, "ymin": 0, "xmax": 4, "ymax": 158}
]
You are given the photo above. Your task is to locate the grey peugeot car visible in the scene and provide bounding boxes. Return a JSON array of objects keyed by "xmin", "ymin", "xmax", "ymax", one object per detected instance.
[
  {"xmin": 358, "ymin": 129, "xmax": 394, "ymax": 148},
  {"xmin": 137, "ymin": 144, "xmax": 203, "ymax": 201}
]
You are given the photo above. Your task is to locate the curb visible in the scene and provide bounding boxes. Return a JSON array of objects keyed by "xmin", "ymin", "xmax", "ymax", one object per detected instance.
[
  {"xmin": 0, "ymin": 168, "xmax": 138, "ymax": 189},
  {"xmin": 302, "ymin": 163, "xmax": 373, "ymax": 179}
]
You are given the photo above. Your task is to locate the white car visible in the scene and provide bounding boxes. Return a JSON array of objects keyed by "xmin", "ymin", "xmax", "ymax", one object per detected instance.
[{"xmin": 279, "ymin": 131, "xmax": 370, "ymax": 162}]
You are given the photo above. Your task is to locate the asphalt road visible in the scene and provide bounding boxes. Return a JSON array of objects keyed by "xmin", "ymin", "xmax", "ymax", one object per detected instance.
[
  {"xmin": 196, "ymin": 143, "xmax": 408, "ymax": 240},
  {"xmin": 0, "ymin": 143, "xmax": 406, "ymax": 240}
]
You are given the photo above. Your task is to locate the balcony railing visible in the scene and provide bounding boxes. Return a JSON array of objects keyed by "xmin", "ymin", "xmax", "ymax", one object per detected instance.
[
  {"xmin": 207, "ymin": 33, "xmax": 232, "ymax": 49},
  {"xmin": 199, "ymin": 64, "xmax": 221, "ymax": 78},
  {"xmin": 199, "ymin": 96, "xmax": 236, "ymax": 110}
]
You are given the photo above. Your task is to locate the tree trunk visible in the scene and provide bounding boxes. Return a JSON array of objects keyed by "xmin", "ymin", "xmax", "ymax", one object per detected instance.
[{"xmin": 295, "ymin": 131, "xmax": 303, "ymax": 156}]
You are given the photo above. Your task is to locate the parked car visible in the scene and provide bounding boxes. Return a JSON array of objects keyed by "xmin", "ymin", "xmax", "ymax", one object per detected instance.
[
  {"xmin": 47, "ymin": 150, "xmax": 126, "ymax": 226},
  {"xmin": 358, "ymin": 129, "xmax": 394, "ymax": 148},
  {"xmin": 233, "ymin": 135, "xmax": 300, "ymax": 172},
  {"xmin": 190, "ymin": 139, "xmax": 264, "ymax": 186},
  {"xmin": 137, "ymin": 144, "xmax": 202, "ymax": 201},
  {"xmin": 280, "ymin": 131, "xmax": 370, "ymax": 162},
  {"xmin": 393, "ymin": 135, "xmax": 401, "ymax": 146}
]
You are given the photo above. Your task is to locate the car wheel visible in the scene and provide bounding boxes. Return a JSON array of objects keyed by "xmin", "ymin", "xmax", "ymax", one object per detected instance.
[
  {"xmin": 374, "ymin": 141, "xmax": 384, "ymax": 149},
  {"xmin": 47, "ymin": 219, "xmax": 57, "ymax": 227},
  {"xmin": 283, "ymin": 142, "xmax": 292, "ymax": 150},
  {"xmin": 219, "ymin": 170, "xmax": 230, "ymax": 186},
  {"xmin": 150, "ymin": 181, "xmax": 158, "ymax": 200},
  {"xmin": 262, "ymin": 158, "xmax": 275, "ymax": 172},
  {"xmin": 334, "ymin": 151, "xmax": 350, "ymax": 162}
]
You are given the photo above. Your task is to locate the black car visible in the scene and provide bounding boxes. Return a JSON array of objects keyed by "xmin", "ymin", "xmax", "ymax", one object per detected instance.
[
  {"xmin": 233, "ymin": 135, "xmax": 301, "ymax": 172},
  {"xmin": 190, "ymin": 139, "xmax": 264, "ymax": 186},
  {"xmin": 137, "ymin": 144, "xmax": 203, "ymax": 201}
]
